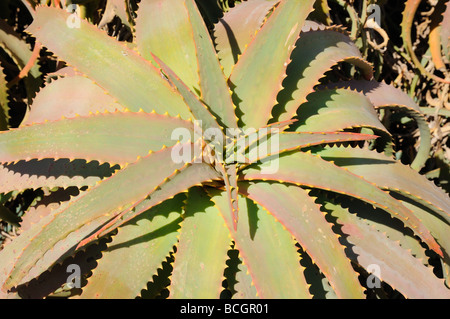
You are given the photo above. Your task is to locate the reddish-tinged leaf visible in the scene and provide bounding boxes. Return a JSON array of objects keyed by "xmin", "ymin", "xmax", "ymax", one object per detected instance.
[
  {"xmin": 239, "ymin": 181, "xmax": 365, "ymax": 298},
  {"xmin": 229, "ymin": 0, "xmax": 315, "ymax": 129},
  {"xmin": 240, "ymin": 151, "xmax": 443, "ymax": 257}
]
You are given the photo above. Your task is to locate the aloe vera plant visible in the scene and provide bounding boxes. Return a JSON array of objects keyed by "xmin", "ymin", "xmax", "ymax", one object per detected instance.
[{"xmin": 0, "ymin": 0, "xmax": 449, "ymax": 299}]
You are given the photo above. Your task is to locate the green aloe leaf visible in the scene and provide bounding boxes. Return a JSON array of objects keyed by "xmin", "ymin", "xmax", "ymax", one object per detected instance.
[
  {"xmin": 327, "ymin": 80, "xmax": 431, "ymax": 170},
  {"xmin": 135, "ymin": 0, "xmax": 199, "ymax": 92},
  {"xmin": 0, "ymin": 19, "xmax": 42, "ymax": 101},
  {"xmin": 313, "ymin": 146, "xmax": 450, "ymax": 224},
  {"xmin": 0, "ymin": 64, "xmax": 9, "ymax": 130},
  {"xmin": 273, "ymin": 27, "xmax": 373, "ymax": 123},
  {"xmin": 151, "ymin": 53, "xmax": 221, "ymax": 131},
  {"xmin": 238, "ymin": 131, "xmax": 378, "ymax": 165},
  {"xmin": 229, "ymin": 0, "xmax": 315, "ymax": 129},
  {"xmin": 240, "ymin": 151, "xmax": 443, "ymax": 258},
  {"xmin": 209, "ymin": 190, "xmax": 312, "ymax": 298},
  {"xmin": 79, "ymin": 196, "xmax": 184, "ymax": 299},
  {"xmin": 185, "ymin": 0, "xmax": 238, "ymax": 129},
  {"xmin": 169, "ymin": 187, "xmax": 230, "ymax": 298},
  {"xmin": 292, "ymin": 88, "xmax": 387, "ymax": 135},
  {"xmin": 320, "ymin": 198, "xmax": 450, "ymax": 299},
  {"xmin": 0, "ymin": 111, "xmax": 194, "ymax": 165},
  {"xmin": 213, "ymin": 0, "xmax": 278, "ymax": 77},
  {"xmin": 22, "ymin": 76, "xmax": 123, "ymax": 126},
  {"xmin": 77, "ymin": 162, "xmax": 221, "ymax": 250},
  {"xmin": 27, "ymin": 6, "xmax": 192, "ymax": 119},
  {"xmin": 239, "ymin": 181, "xmax": 365, "ymax": 298},
  {"xmin": 0, "ymin": 145, "xmax": 191, "ymax": 290}
]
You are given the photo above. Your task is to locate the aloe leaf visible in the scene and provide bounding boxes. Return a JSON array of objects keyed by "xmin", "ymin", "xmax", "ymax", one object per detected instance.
[
  {"xmin": 27, "ymin": 6, "xmax": 192, "ymax": 119},
  {"xmin": 17, "ymin": 236, "xmax": 108, "ymax": 299},
  {"xmin": 240, "ymin": 131, "xmax": 378, "ymax": 165},
  {"xmin": 0, "ymin": 64, "xmax": 9, "ymax": 130},
  {"xmin": 217, "ymin": 163, "xmax": 239, "ymax": 230},
  {"xmin": 185, "ymin": 0, "xmax": 238, "ymax": 129},
  {"xmin": 229, "ymin": 0, "xmax": 315, "ymax": 129},
  {"xmin": 326, "ymin": 194, "xmax": 430, "ymax": 266},
  {"xmin": 240, "ymin": 151, "xmax": 443, "ymax": 257},
  {"xmin": 239, "ymin": 181, "xmax": 364, "ymax": 298},
  {"xmin": 0, "ymin": 145, "xmax": 190, "ymax": 290},
  {"xmin": 77, "ymin": 162, "xmax": 221, "ymax": 249},
  {"xmin": 0, "ymin": 19, "xmax": 42, "ymax": 101},
  {"xmin": 21, "ymin": 76, "xmax": 123, "ymax": 126},
  {"xmin": 325, "ymin": 80, "xmax": 431, "ymax": 171},
  {"xmin": 314, "ymin": 146, "xmax": 450, "ymax": 224},
  {"xmin": 233, "ymin": 256, "xmax": 259, "ymax": 299},
  {"xmin": 79, "ymin": 196, "xmax": 184, "ymax": 299},
  {"xmin": 135, "ymin": 0, "xmax": 199, "ymax": 93},
  {"xmin": 0, "ymin": 111, "xmax": 193, "ymax": 165},
  {"xmin": 273, "ymin": 27, "xmax": 373, "ymax": 123},
  {"xmin": 292, "ymin": 88, "xmax": 387, "ymax": 135},
  {"xmin": 392, "ymin": 194, "xmax": 450, "ymax": 259},
  {"xmin": 291, "ymin": 88, "xmax": 393, "ymax": 155},
  {"xmin": 0, "ymin": 159, "xmax": 118, "ymax": 193},
  {"xmin": 170, "ymin": 187, "xmax": 230, "ymax": 298},
  {"xmin": 151, "ymin": 53, "xmax": 221, "ymax": 132},
  {"xmin": 213, "ymin": 0, "xmax": 278, "ymax": 77},
  {"xmin": 20, "ymin": 187, "xmax": 82, "ymax": 232},
  {"xmin": 320, "ymin": 199, "xmax": 450, "ymax": 299},
  {"xmin": 209, "ymin": 190, "xmax": 312, "ymax": 298}
]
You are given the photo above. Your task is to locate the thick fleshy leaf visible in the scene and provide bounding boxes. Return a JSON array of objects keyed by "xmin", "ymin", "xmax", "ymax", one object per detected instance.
[
  {"xmin": 20, "ymin": 187, "xmax": 83, "ymax": 233},
  {"xmin": 240, "ymin": 131, "xmax": 378, "ymax": 165},
  {"xmin": 170, "ymin": 187, "xmax": 230, "ymax": 298},
  {"xmin": 185, "ymin": 0, "xmax": 238, "ymax": 129},
  {"xmin": 0, "ymin": 111, "xmax": 194, "ymax": 166},
  {"xmin": 229, "ymin": 0, "xmax": 315, "ymax": 129},
  {"xmin": 77, "ymin": 162, "xmax": 221, "ymax": 248},
  {"xmin": 0, "ymin": 145, "xmax": 190, "ymax": 291},
  {"xmin": 135, "ymin": 0, "xmax": 199, "ymax": 92},
  {"xmin": 210, "ymin": 190, "xmax": 312, "ymax": 298},
  {"xmin": 321, "ymin": 199, "xmax": 450, "ymax": 299},
  {"xmin": 0, "ymin": 64, "xmax": 9, "ymax": 130},
  {"xmin": 396, "ymin": 196, "xmax": 450, "ymax": 279},
  {"xmin": 79, "ymin": 196, "xmax": 184, "ymax": 299},
  {"xmin": 151, "ymin": 53, "xmax": 221, "ymax": 131},
  {"xmin": 324, "ymin": 80, "xmax": 431, "ymax": 171},
  {"xmin": 314, "ymin": 146, "xmax": 450, "ymax": 224},
  {"xmin": 21, "ymin": 76, "xmax": 123, "ymax": 126},
  {"xmin": 213, "ymin": 0, "xmax": 278, "ymax": 77},
  {"xmin": 240, "ymin": 151, "xmax": 443, "ymax": 257},
  {"xmin": 273, "ymin": 27, "xmax": 373, "ymax": 123},
  {"xmin": 27, "ymin": 6, "xmax": 192, "ymax": 119},
  {"xmin": 233, "ymin": 257, "xmax": 258, "ymax": 299},
  {"xmin": 239, "ymin": 181, "xmax": 364, "ymax": 298},
  {"xmin": 292, "ymin": 88, "xmax": 387, "ymax": 134},
  {"xmin": 0, "ymin": 19, "xmax": 42, "ymax": 101}
]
